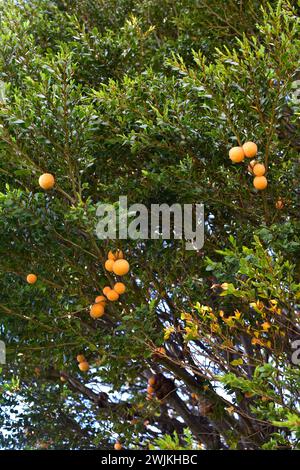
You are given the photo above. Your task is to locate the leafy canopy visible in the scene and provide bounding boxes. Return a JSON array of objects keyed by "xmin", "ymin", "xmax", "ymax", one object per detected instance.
[{"xmin": 0, "ymin": 0, "xmax": 299, "ymax": 450}]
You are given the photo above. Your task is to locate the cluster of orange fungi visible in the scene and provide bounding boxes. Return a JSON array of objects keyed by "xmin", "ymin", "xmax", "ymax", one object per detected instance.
[{"xmin": 229, "ymin": 141, "xmax": 268, "ymax": 190}]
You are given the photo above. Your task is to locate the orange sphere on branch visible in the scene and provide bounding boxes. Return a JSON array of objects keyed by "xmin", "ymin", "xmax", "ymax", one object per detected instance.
[
  {"xmin": 253, "ymin": 176, "xmax": 268, "ymax": 190},
  {"xmin": 229, "ymin": 146, "xmax": 245, "ymax": 163},
  {"xmin": 148, "ymin": 376, "xmax": 156, "ymax": 386},
  {"xmin": 105, "ymin": 259, "xmax": 115, "ymax": 272},
  {"xmin": 90, "ymin": 303, "xmax": 105, "ymax": 318},
  {"xmin": 76, "ymin": 354, "xmax": 86, "ymax": 363},
  {"xmin": 103, "ymin": 286, "xmax": 112, "ymax": 296},
  {"xmin": 27, "ymin": 274, "xmax": 37, "ymax": 284},
  {"xmin": 78, "ymin": 361, "xmax": 89, "ymax": 372},
  {"xmin": 106, "ymin": 290, "xmax": 119, "ymax": 301},
  {"xmin": 242, "ymin": 141, "xmax": 258, "ymax": 158},
  {"xmin": 39, "ymin": 173, "xmax": 55, "ymax": 190},
  {"xmin": 114, "ymin": 282, "xmax": 126, "ymax": 295},
  {"xmin": 114, "ymin": 442, "xmax": 122, "ymax": 451},
  {"xmin": 95, "ymin": 295, "xmax": 106, "ymax": 305},
  {"xmin": 252, "ymin": 163, "xmax": 266, "ymax": 177},
  {"xmin": 113, "ymin": 259, "xmax": 130, "ymax": 276}
]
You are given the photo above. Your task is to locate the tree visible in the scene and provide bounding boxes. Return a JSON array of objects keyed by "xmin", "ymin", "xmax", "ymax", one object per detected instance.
[{"xmin": 0, "ymin": 0, "xmax": 299, "ymax": 450}]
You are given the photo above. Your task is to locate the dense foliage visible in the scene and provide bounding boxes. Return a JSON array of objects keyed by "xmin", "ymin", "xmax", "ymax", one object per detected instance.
[{"xmin": 0, "ymin": 0, "xmax": 299, "ymax": 450}]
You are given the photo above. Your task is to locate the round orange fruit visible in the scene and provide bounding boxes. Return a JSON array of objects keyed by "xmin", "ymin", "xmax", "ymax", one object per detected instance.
[
  {"xmin": 39, "ymin": 173, "xmax": 55, "ymax": 190},
  {"xmin": 242, "ymin": 141, "xmax": 257, "ymax": 158},
  {"xmin": 229, "ymin": 146, "xmax": 245, "ymax": 163},
  {"xmin": 103, "ymin": 286, "xmax": 112, "ymax": 296},
  {"xmin": 253, "ymin": 176, "xmax": 268, "ymax": 190},
  {"xmin": 105, "ymin": 259, "xmax": 115, "ymax": 272},
  {"xmin": 95, "ymin": 295, "xmax": 106, "ymax": 305},
  {"xmin": 27, "ymin": 274, "xmax": 37, "ymax": 284},
  {"xmin": 148, "ymin": 376, "xmax": 156, "ymax": 386},
  {"xmin": 76, "ymin": 354, "xmax": 86, "ymax": 363},
  {"xmin": 106, "ymin": 290, "xmax": 119, "ymax": 301},
  {"xmin": 113, "ymin": 259, "xmax": 130, "ymax": 276},
  {"xmin": 90, "ymin": 303, "xmax": 105, "ymax": 318},
  {"xmin": 113, "ymin": 282, "xmax": 126, "ymax": 295},
  {"xmin": 78, "ymin": 361, "xmax": 89, "ymax": 372},
  {"xmin": 252, "ymin": 163, "xmax": 266, "ymax": 176}
]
